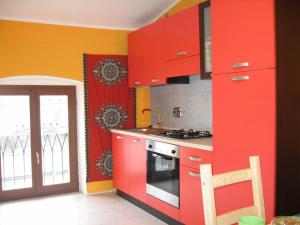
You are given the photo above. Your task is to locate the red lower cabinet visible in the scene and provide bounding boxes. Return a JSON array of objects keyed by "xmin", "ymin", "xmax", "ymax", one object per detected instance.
[
  {"xmin": 180, "ymin": 147, "xmax": 212, "ymax": 225},
  {"xmin": 180, "ymin": 166, "xmax": 205, "ymax": 225},
  {"xmin": 128, "ymin": 137, "xmax": 147, "ymax": 203},
  {"xmin": 112, "ymin": 133, "xmax": 129, "ymax": 193},
  {"xmin": 146, "ymin": 194, "xmax": 180, "ymax": 220},
  {"xmin": 112, "ymin": 134, "xmax": 147, "ymax": 203}
]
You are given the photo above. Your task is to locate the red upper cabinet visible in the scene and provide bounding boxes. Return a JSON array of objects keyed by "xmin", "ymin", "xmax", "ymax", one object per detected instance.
[
  {"xmin": 211, "ymin": 0, "xmax": 275, "ymax": 74},
  {"xmin": 128, "ymin": 136, "xmax": 147, "ymax": 203},
  {"xmin": 164, "ymin": 5, "xmax": 200, "ymax": 61},
  {"xmin": 164, "ymin": 5, "xmax": 201, "ymax": 77},
  {"xmin": 128, "ymin": 20, "xmax": 165, "ymax": 87},
  {"xmin": 212, "ymin": 69, "xmax": 276, "ymax": 220},
  {"xmin": 112, "ymin": 133, "xmax": 129, "ymax": 193}
]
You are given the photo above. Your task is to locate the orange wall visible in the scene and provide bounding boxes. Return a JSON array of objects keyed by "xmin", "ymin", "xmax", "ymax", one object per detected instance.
[
  {"xmin": 0, "ymin": 20, "xmax": 129, "ymax": 81},
  {"xmin": 0, "ymin": 1, "xmax": 206, "ymax": 81}
]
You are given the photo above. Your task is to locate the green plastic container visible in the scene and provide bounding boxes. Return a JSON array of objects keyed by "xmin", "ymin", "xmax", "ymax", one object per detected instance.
[{"xmin": 239, "ymin": 216, "xmax": 266, "ymax": 225}]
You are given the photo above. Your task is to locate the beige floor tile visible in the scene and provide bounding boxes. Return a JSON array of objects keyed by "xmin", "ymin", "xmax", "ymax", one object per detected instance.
[{"xmin": 0, "ymin": 192, "xmax": 168, "ymax": 225}]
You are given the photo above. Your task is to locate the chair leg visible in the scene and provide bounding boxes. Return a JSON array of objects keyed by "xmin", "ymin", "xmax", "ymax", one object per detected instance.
[{"xmin": 201, "ymin": 164, "xmax": 217, "ymax": 225}]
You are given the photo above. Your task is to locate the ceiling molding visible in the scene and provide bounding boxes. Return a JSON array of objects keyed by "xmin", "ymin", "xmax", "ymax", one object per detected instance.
[
  {"xmin": 148, "ymin": 0, "xmax": 181, "ymax": 25},
  {"xmin": 0, "ymin": 0, "xmax": 181, "ymax": 31},
  {"xmin": 0, "ymin": 17, "xmax": 136, "ymax": 31}
]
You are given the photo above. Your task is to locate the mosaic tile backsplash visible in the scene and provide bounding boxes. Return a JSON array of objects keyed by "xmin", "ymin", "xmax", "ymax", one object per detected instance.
[{"xmin": 151, "ymin": 75, "xmax": 212, "ymax": 131}]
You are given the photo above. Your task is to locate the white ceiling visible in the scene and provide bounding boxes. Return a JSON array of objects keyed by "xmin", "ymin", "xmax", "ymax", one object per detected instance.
[{"xmin": 0, "ymin": 0, "xmax": 180, "ymax": 30}]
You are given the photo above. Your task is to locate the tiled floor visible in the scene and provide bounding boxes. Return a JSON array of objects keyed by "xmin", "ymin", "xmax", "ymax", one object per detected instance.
[{"xmin": 0, "ymin": 192, "xmax": 167, "ymax": 225}]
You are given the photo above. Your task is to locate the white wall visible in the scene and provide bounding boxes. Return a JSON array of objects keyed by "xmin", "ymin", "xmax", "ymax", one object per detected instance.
[{"xmin": 0, "ymin": 75, "xmax": 87, "ymax": 194}]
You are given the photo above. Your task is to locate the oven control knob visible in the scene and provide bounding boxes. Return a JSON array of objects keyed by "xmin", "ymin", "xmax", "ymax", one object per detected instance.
[
  {"xmin": 148, "ymin": 144, "xmax": 153, "ymax": 149},
  {"xmin": 171, "ymin": 150, "xmax": 176, "ymax": 154}
]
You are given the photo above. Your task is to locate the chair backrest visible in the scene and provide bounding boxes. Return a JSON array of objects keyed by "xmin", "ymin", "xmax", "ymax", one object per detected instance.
[{"xmin": 200, "ymin": 156, "xmax": 265, "ymax": 225}]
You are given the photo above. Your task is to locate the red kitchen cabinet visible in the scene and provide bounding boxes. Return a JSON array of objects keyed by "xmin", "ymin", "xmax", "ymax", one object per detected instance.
[
  {"xmin": 128, "ymin": 20, "xmax": 165, "ymax": 87},
  {"xmin": 128, "ymin": 136, "xmax": 147, "ymax": 203},
  {"xmin": 164, "ymin": 5, "xmax": 200, "ymax": 61},
  {"xmin": 180, "ymin": 147, "xmax": 212, "ymax": 225},
  {"xmin": 164, "ymin": 5, "xmax": 201, "ymax": 76},
  {"xmin": 212, "ymin": 69, "xmax": 276, "ymax": 221},
  {"xmin": 180, "ymin": 146, "xmax": 212, "ymax": 169},
  {"xmin": 112, "ymin": 133, "xmax": 129, "ymax": 193},
  {"xmin": 180, "ymin": 166, "xmax": 205, "ymax": 225},
  {"xmin": 211, "ymin": 0, "xmax": 275, "ymax": 74},
  {"xmin": 146, "ymin": 194, "xmax": 180, "ymax": 220}
]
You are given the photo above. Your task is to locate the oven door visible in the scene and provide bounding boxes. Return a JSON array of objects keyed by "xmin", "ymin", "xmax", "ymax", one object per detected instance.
[{"xmin": 146, "ymin": 150, "xmax": 179, "ymax": 208}]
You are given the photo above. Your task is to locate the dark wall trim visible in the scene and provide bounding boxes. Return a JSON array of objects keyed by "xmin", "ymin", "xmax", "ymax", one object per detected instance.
[
  {"xmin": 199, "ymin": 1, "xmax": 211, "ymax": 80},
  {"xmin": 275, "ymin": 0, "xmax": 300, "ymax": 215}
]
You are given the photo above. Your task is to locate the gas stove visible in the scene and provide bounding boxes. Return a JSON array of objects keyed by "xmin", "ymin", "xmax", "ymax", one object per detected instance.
[{"xmin": 159, "ymin": 129, "xmax": 212, "ymax": 140}]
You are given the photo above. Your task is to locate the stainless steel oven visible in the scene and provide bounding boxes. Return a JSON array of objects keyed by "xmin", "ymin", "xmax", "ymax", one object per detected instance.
[{"xmin": 146, "ymin": 139, "xmax": 179, "ymax": 208}]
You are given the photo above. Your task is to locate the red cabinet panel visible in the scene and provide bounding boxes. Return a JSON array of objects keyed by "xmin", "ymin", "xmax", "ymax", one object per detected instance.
[
  {"xmin": 180, "ymin": 166, "xmax": 205, "ymax": 225},
  {"xmin": 212, "ymin": 69, "xmax": 276, "ymax": 221},
  {"xmin": 164, "ymin": 5, "xmax": 201, "ymax": 77},
  {"xmin": 128, "ymin": 20, "xmax": 165, "ymax": 87},
  {"xmin": 164, "ymin": 5, "xmax": 200, "ymax": 61},
  {"xmin": 112, "ymin": 133, "xmax": 129, "ymax": 193},
  {"xmin": 128, "ymin": 137, "xmax": 147, "ymax": 203},
  {"xmin": 180, "ymin": 146, "xmax": 212, "ymax": 169},
  {"xmin": 146, "ymin": 194, "xmax": 180, "ymax": 220},
  {"xmin": 211, "ymin": 0, "xmax": 275, "ymax": 74}
]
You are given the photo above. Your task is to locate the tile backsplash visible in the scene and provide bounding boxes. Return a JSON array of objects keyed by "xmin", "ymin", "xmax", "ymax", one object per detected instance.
[{"xmin": 151, "ymin": 75, "xmax": 212, "ymax": 131}]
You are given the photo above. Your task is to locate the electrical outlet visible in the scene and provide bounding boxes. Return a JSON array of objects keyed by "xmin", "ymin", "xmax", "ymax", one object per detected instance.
[{"xmin": 173, "ymin": 107, "xmax": 182, "ymax": 118}]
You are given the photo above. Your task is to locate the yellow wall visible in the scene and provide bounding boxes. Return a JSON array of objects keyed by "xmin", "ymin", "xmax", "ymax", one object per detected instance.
[
  {"xmin": 0, "ymin": 20, "xmax": 129, "ymax": 81},
  {"xmin": 136, "ymin": 87, "xmax": 151, "ymax": 128}
]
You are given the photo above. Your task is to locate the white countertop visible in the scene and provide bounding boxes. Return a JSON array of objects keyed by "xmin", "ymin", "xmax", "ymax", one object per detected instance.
[{"xmin": 111, "ymin": 129, "xmax": 213, "ymax": 151}]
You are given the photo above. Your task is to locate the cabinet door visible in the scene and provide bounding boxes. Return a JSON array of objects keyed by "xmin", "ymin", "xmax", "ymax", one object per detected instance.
[
  {"xmin": 112, "ymin": 133, "xmax": 129, "ymax": 193},
  {"xmin": 164, "ymin": 5, "xmax": 200, "ymax": 61},
  {"xmin": 164, "ymin": 5, "xmax": 201, "ymax": 77},
  {"xmin": 128, "ymin": 137, "xmax": 147, "ymax": 203},
  {"xmin": 180, "ymin": 146, "xmax": 212, "ymax": 169},
  {"xmin": 211, "ymin": 0, "xmax": 275, "ymax": 74},
  {"xmin": 128, "ymin": 20, "xmax": 165, "ymax": 87},
  {"xmin": 212, "ymin": 69, "xmax": 276, "ymax": 221},
  {"xmin": 180, "ymin": 166, "xmax": 205, "ymax": 225}
]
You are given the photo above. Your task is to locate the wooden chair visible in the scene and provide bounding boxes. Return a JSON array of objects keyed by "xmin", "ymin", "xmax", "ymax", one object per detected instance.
[{"xmin": 200, "ymin": 156, "xmax": 266, "ymax": 225}]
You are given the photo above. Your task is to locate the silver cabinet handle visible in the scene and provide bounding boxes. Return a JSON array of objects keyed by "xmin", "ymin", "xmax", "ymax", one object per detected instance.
[
  {"xmin": 116, "ymin": 136, "xmax": 123, "ymax": 139},
  {"xmin": 232, "ymin": 75, "xmax": 250, "ymax": 81},
  {"xmin": 134, "ymin": 81, "xmax": 141, "ymax": 85},
  {"xmin": 188, "ymin": 156, "xmax": 202, "ymax": 162},
  {"xmin": 176, "ymin": 51, "xmax": 187, "ymax": 56},
  {"xmin": 151, "ymin": 79, "xmax": 160, "ymax": 83},
  {"xmin": 132, "ymin": 138, "xmax": 140, "ymax": 143},
  {"xmin": 189, "ymin": 171, "xmax": 201, "ymax": 177},
  {"xmin": 232, "ymin": 62, "xmax": 249, "ymax": 68}
]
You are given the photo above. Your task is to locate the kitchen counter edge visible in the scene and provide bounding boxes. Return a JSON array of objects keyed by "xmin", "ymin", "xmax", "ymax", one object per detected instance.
[{"xmin": 111, "ymin": 129, "xmax": 213, "ymax": 151}]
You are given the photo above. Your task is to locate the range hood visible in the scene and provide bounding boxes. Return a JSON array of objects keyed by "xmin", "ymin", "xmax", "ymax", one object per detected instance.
[{"xmin": 166, "ymin": 75, "xmax": 190, "ymax": 84}]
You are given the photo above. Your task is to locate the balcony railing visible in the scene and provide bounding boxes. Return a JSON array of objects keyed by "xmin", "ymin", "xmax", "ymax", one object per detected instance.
[{"xmin": 0, "ymin": 133, "xmax": 70, "ymax": 190}]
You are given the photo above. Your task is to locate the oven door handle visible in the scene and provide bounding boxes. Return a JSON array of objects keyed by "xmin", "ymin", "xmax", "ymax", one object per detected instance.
[{"xmin": 152, "ymin": 153, "xmax": 174, "ymax": 161}]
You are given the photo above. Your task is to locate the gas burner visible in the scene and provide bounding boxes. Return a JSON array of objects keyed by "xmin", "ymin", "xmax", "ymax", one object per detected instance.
[{"xmin": 159, "ymin": 129, "xmax": 212, "ymax": 140}]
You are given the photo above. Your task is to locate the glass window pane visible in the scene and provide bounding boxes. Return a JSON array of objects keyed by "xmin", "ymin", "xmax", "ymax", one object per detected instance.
[
  {"xmin": 0, "ymin": 96, "xmax": 32, "ymax": 190},
  {"xmin": 204, "ymin": 6, "xmax": 212, "ymax": 73},
  {"xmin": 40, "ymin": 95, "xmax": 70, "ymax": 186}
]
